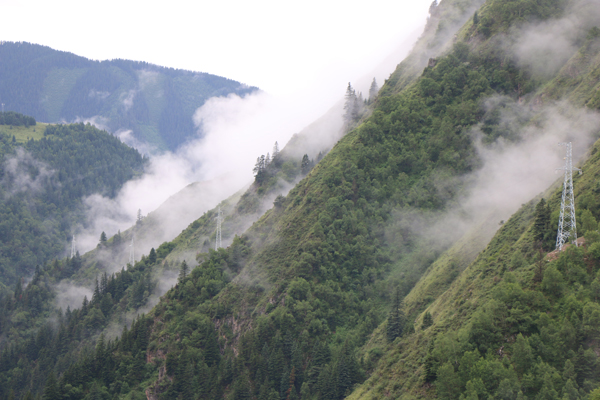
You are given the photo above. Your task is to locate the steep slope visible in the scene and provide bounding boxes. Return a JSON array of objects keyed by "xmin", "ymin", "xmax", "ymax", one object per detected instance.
[
  {"xmin": 0, "ymin": 42, "xmax": 257, "ymax": 151},
  {"xmin": 14, "ymin": 0, "xmax": 557, "ymax": 397},
  {"xmin": 67, "ymin": 98, "xmax": 345, "ymax": 283},
  {"xmin": 4, "ymin": 0, "xmax": 600, "ymax": 398},
  {"xmin": 347, "ymin": 0, "xmax": 600, "ymax": 397},
  {"xmin": 350, "ymin": 138, "xmax": 600, "ymax": 399}
]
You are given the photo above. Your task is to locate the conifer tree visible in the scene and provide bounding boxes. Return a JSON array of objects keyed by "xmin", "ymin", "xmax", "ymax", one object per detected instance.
[
  {"xmin": 343, "ymin": 82, "xmax": 358, "ymax": 128},
  {"xmin": 387, "ymin": 288, "xmax": 404, "ymax": 341},
  {"xmin": 100, "ymin": 272, "xmax": 108, "ymax": 293},
  {"xmin": 148, "ymin": 247, "xmax": 157, "ymax": 264},
  {"xmin": 14, "ymin": 277, "xmax": 22, "ymax": 300},
  {"xmin": 179, "ymin": 260, "xmax": 188, "ymax": 282},
  {"xmin": 114, "ymin": 229, "xmax": 122, "ymax": 246},
  {"xmin": 561, "ymin": 379, "xmax": 579, "ymax": 400},
  {"xmin": 429, "ymin": 0, "xmax": 438, "ymax": 17},
  {"xmin": 301, "ymin": 154, "xmax": 311, "ymax": 175},
  {"xmin": 253, "ymin": 154, "xmax": 268, "ymax": 183},
  {"xmin": 512, "ymin": 334, "xmax": 533, "ymax": 376},
  {"xmin": 181, "ymin": 362, "xmax": 195, "ymax": 399},
  {"xmin": 92, "ymin": 277, "xmax": 101, "ymax": 303},
  {"xmin": 368, "ymin": 78, "xmax": 379, "ymax": 103},
  {"xmin": 42, "ymin": 371, "xmax": 60, "ymax": 400},
  {"xmin": 422, "ymin": 311, "xmax": 433, "ymax": 330}
]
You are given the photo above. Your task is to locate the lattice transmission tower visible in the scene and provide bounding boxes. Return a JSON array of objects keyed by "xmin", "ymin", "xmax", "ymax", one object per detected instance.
[
  {"xmin": 129, "ymin": 235, "xmax": 135, "ymax": 265},
  {"xmin": 70, "ymin": 235, "xmax": 77, "ymax": 258},
  {"xmin": 556, "ymin": 142, "xmax": 581, "ymax": 251},
  {"xmin": 215, "ymin": 206, "xmax": 223, "ymax": 250}
]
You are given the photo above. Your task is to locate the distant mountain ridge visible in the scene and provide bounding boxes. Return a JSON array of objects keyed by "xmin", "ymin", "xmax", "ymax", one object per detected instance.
[{"xmin": 0, "ymin": 42, "xmax": 258, "ymax": 151}]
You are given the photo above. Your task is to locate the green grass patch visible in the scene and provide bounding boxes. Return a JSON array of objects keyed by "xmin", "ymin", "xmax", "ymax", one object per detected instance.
[{"xmin": 0, "ymin": 123, "xmax": 48, "ymax": 142}]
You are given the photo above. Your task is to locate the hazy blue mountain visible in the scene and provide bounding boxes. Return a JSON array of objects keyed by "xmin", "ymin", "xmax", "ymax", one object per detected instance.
[{"xmin": 0, "ymin": 42, "xmax": 258, "ymax": 151}]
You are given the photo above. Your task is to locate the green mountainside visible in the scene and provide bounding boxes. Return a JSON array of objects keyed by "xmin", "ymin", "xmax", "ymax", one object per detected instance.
[
  {"xmin": 0, "ymin": 115, "xmax": 145, "ymax": 291},
  {"xmin": 3, "ymin": 0, "xmax": 600, "ymax": 398},
  {"xmin": 0, "ymin": 42, "xmax": 257, "ymax": 151}
]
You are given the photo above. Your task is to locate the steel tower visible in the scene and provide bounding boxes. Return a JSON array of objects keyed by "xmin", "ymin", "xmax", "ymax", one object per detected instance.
[
  {"xmin": 129, "ymin": 235, "xmax": 135, "ymax": 265},
  {"xmin": 70, "ymin": 235, "xmax": 76, "ymax": 258},
  {"xmin": 556, "ymin": 142, "xmax": 580, "ymax": 251},
  {"xmin": 215, "ymin": 207, "xmax": 223, "ymax": 250}
]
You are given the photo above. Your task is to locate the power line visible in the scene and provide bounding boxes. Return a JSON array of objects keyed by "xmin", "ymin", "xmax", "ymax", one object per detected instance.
[
  {"xmin": 556, "ymin": 142, "xmax": 581, "ymax": 251},
  {"xmin": 129, "ymin": 234, "xmax": 135, "ymax": 265},
  {"xmin": 70, "ymin": 235, "xmax": 76, "ymax": 258}
]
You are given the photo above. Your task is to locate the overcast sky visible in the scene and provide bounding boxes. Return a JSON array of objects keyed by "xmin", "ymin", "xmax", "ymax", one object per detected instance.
[{"xmin": 1, "ymin": 0, "xmax": 431, "ymax": 96}]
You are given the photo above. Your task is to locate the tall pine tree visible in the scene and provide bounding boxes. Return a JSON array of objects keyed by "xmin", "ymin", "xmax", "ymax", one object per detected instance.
[
  {"xmin": 387, "ymin": 288, "xmax": 404, "ymax": 341},
  {"xmin": 368, "ymin": 78, "xmax": 379, "ymax": 103}
]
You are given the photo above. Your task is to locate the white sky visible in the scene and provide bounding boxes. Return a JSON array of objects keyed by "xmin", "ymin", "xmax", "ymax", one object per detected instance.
[{"xmin": 1, "ymin": 0, "xmax": 431, "ymax": 96}]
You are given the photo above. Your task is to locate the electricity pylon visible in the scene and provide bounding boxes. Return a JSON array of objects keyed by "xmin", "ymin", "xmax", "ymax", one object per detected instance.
[
  {"xmin": 70, "ymin": 235, "xmax": 76, "ymax": 258},
  {"xmin": 215, "ymin": 206, "xmax": 223, "ymax": 250},
  {"xmin": 556, "ymin": 142, "xmax": 581, "ymax": 251},
  {"xmin": 129, "ymin": 235, "xmax": 135, "ymax": 265}
]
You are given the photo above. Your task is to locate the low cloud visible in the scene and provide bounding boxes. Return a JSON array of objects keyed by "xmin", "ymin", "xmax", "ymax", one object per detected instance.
[
  {"xmin": 121, "ymin": 89, "xmax": 136, "ymax": 111},
  {"xmin": 3, "ymin": 148, "xmax": 54, "ymax": 196},
  {"xmin": 74, "ymin": 88, "xmax": 340, "ymax": 258},
  {"xmin": 387, "ymin": 98, "xmax": 600, "ymax": 278},
  {"xmin": 69, "ymin": 115, "xmax": 111, "ymax": 132},
  {"xmin": 70, "ymin": 11, "xmax": 431, "ymax": 266},
  {"xmin": 138, "ymin": 69, "xmax": 159, "ymax": 90},
  {"xmin": 507, "ymin": 0, "xmax": 600, "ymax": 78},
  {"xmin": 466, "ymin": 100, "xmax": 599, "ymax": 219},
  {"xmin": 88, "ymin": 89, "xmax": 110, "ymax": 100},
  {"xmin": 54, "ymin": 281, "xmax": 93, "ymax": 312},
  {"xmin": 116, "ymin": 129, "xmax": 157, "ymax": 156}
]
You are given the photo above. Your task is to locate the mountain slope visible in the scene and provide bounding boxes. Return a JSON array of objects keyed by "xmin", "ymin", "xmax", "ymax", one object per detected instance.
[
  {"xmin": 16, "ymin": 0, "xmax": 558, "ymax": 397},
  {"xmin": 0, "ymin": 42, "xmax": 257, "ymax": 151},
  {"xmin": 3, "ymin": 0, "xmax": 600, "ymax": 398},
  {"xmin": 350, "ymin": 137, "xmax": 600, "ymax": 399},
  {"xmin": 0, "ymin": 118, "xmax": 145, "ymax": 291}
]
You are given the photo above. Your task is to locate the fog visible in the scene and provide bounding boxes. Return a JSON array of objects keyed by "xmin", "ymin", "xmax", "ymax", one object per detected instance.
[
  {"xmin": 465, "ymin": 101, "xmax": 599, "ymax": 219},
  {"xmin": 55, "ymin": 281, "xmax": 93, "ymax": 312},
  {"xmin": 388, "ymin": 98, "xmax": 600, "ymax": 288},
  {"xmin": 40, "ymin": 0, "xmax": 600, "ymax": 336},
  {"xmin": 508, "ymin": 0, "xmax": 600, "ymax": 79},
  {"xmin": 70, "ymin": 10, "xmax": 437, "ymax": 259},
  {"xmin": 384, "ymin": 0, "xmax": 600, "ymax": 281},
  {"xmin": 74, "ymin": 88, "xmax": 341, "ymax": 255},
  {"xmin": 3, "ymin": 148, "xmax": 54, "ymax": 196}
]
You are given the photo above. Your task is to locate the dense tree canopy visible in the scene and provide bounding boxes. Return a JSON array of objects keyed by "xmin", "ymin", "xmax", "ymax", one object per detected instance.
[
  {"xmin": 0, "ymin": 122, "xmax": 144, "ymax": 288},
  {"xmin": 0, "ymin": 42, "xmax": 257, "ymax": 151}
]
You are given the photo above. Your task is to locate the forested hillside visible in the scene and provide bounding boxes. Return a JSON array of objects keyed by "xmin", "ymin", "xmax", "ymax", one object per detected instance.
[
  {"xmin": 2, "ymin": 0, "xmax": 600, "ymax": 398},
  {"xmin": 0, "ymin": 117, "xmax": 145, "ymax": 291},
  {"xmin": 0, "ymin": 42, "xmax": 257, "ymax": 151},
  {"xmin": 350, "ymin": 138, "xmax": 600, "ymax": 400}
]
